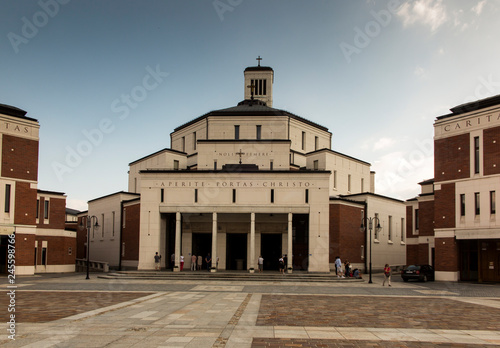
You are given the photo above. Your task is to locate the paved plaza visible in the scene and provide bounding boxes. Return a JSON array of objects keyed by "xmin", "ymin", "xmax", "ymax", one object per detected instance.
[{"xmin": 1, "ymin": 272, "xmax": 500, "ymax": 347}]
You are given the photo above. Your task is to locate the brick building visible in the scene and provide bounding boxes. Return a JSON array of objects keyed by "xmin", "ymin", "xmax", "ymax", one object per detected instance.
[
  {"xmin": 0, "ymin": 103, "xmax": 76, "ymax": 275},
  {"xmin": 81, "ymin": 62, "xmax": 406, "ymax": 273},
  {"xmin": 406, "ymin": 95, "xmax": 500, "ymax": 282}
]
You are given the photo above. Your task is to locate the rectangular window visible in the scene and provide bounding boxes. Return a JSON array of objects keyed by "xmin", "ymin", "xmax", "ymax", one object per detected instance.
[
  {"xmin": 214, "ymin": 160, "xmax": 217, "ymax": 170},
  {"xmin": 263, "ymin": 79, "xmax": 267, "ymax": 95},
  {"xmin": 460, "ymin": 194, "xmax": 466, "ymax": 216},
  {"xmin": 491, "ymin": 191, "xmax": 496, "ymax": 214},
  {"xmin": 313, "ymin": 160, "xmax": 318, "ymax": 170},
  {"xmin": 36, "ymin": 199, "xmax": 39, "ymax": 219},
  {"xmin": 41, "ymin": 247, "xmax": 47, "ymax": 266},
  {"xmin": 34, "ymin": 247, "xmax": 37, "ymax": 265},
  {"xmin": 161, "ymin": 188, "xmax": 164, "ymax": 203},
  {"xmin": 235, "ymin": 125, "xmax": 240, "ymax": 140},
  {"xmin": 181, "ymin": 136, "xmax": 185, "ymax": 152},
  {"xmin": 361, "ymin": 178, "xmax": 364, "ymax": 192},
  {"xmin": 4, "ymin": 184, "xmax": 11, "ymax": 213},
  {"xmin": 374, "ymin": 213, "xmax": 379, "ymax": 239},
  {"xmin": 474, "ymin": 136, "xmax": 480, "ymax": 174},
  {"xmin": 232, "ymin": 189, "xmax": 236, "ymax": 203},
  {"xmin": 173, "ymin": 160, "xmax": 179, "ymax": 170},
  {"xmin": 195, "ymin": 189, "xmax": 198, "ymax": 203},
  {"xmin": 333, "ymin": 171, "xmax": 337, "ymax": 189},
  {"xmin": 112, "ymin": 211, "xmax": 115, "ymax": 237},
  {"xmin": 305, "ymin": 189, "xmax": 309, "ymax": 203},
  {"xmin": 270, "ymin": 189, "xmax": 275, "ymax": 203},
  {"xmin": 475, "ymin": 192, "xmax": 480, "ymax": 215},
  {"xmin": 301, "ymin": 131, "xmax": 306, "ymax": 150},
  {"xmin": 415, "ymin": 209, "xmax": 419, "ymax": 230},
  {"xmin": 256, "ymin": 125, "xmax": 262, "ymax": 140},
  {"xmin": 401, "ymin": 218, "xmax": 405, "ymax": 242},
  {"xmin": 44, "ymin": 200, "xmax": 49, "ymax": 219},
  {"xmin": 315, "ymin": 136, "xmax": 319, "ymax": 151},
  {"xmin": 388, "ymin": 215, "xmax": 392, "ymax": 241},
  {"xmin": 193, "ymin": 132, "xmax": 197, "ymax": 150},
  {"xmin": 270, "ymin": 160, "xmax": 273, "ymax": 170},
  {"xmin": 101, "ymin": 213, "xmax": 105, "ymax": 238},
  {"xmin": 348, "ymin": 175, "xmax": 351, "ymax": 192},
  {"xmin": 122, "ymin": 208, "xmax": 126, "ymax": 228}
]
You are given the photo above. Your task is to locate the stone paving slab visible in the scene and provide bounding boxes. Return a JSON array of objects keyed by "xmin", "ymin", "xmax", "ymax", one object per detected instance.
[
  {"xmin": 251, "ymin": 338, "xmax": 494, "ymax": 347},
  {"xmin": 256, "ymin": 294, "xmax": 500, "ymax": 330}
]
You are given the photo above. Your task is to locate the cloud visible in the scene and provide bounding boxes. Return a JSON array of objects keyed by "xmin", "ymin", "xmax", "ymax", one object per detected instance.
[
  {"xmin": 396, "ymin": 0, "xmax": 448, "ymax": 32},
  {"xmin": 373, "ymin": 137, "xmax": 396, "ymax": 151},
  {"xmin": 414, "ymin": 65, "xmax": 425, "ymax": 77},
  {"xmin": 471, "ymin": 0, "xmax": 486, "ymax": 15}
]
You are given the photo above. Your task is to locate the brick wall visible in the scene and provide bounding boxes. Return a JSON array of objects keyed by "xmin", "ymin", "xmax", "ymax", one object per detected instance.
[
  {"xmin": 406, "ymin": 244, "xmax": 419, "ymax": 265},
  {"xmin": 435, "ymin": 133, "xmax": 470, "ymax": 181},
  {"xmin": 14, "ymin": 182, "xmax": 36, "ymax": 225},
  {"xmin": 417, "ymin": 243, "xmax": 429, "ymax": 264},
  {"xmin": 1, "ymin": 134, "xmax": 38, "ymax": 181},
  {"xmin": 35, "ymin": 235, "xmax": 76, "ymax": 266},
  {"xmin": 434, "ymin": 183, "xmax": 456, "ymax": 229},
  {"xmin": 483, "ymin": 125, "xmax": 500, "ymax": 176},
  {"xmin": 37, "ymin": 196, "xmax": 66, "ymax": 229},
  {"xmin": 435, "ymin": 237, "xmax": 459, "ymax": 272},
  {"xmin": 122, "ymin": 203, "xmax": 140, "ymax": 261},
  {"xmin": 15, "ymin": 233, "xmax": 35, "ymax": 266},
  {"xmin": 329, "ymin": 203, "xmax": 364, "ymax": 264},
  {"xmin": 418, "ymin": 200, "xmax": 435, "ymax": 237}
]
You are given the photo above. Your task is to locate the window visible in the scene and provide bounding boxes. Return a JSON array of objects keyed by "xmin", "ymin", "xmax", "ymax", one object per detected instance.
[
  {"xmin": 415, "ymin": 209, "xmax": 419, "ymax": 231},
  {"xmin": 333, "ymin": 171, "xmax": 337, "ymax": 189},
  {"xmin": 305, "ymin": 189, "xmax": 309, "ymax": 203},
  {"xmin": 374, "ymin": 213, "xmax": 380, "ymax": 239},
  {"xmin": 270, "ymin": 189, "xmax": 275, "ymax": 203},
  {"xmin": 301, "ymin": 132, "xmax": 306, "ymax": 150},
  {"xmin": 112, "ymin": 211, "xmax": 115, "ymax": 236},
  {"xmin": 313, "ymin": 160, "xmax": 319, "ymax": 170},
  {"xmin": 388, "ymin": 215, "xmax": 392, "ymax": 241},
  {"xmin": 36, "ymin": 199, "xmax": 39, "ymax": 219},
  {"xmin": 193, "ymin": 132, "xmax": 197, "ymax": 150},
  {"xmin": 252, "ymin": 79, "xmax": 267, "ymax": 95},
  {"xmin": 4, "ymin": 184, "xmax": 11, "ymax": 213},
  {"xmin": 475, "ymin": 192, "xmax": 480, "ymax": 215},
  {"xmin": 214, "ymin": 161, "xmax": 217, "ymax": 170},
  {"xmin": 181, "ymin": 136, "xmax": 185, "ymax": 152},
  {"xmin": 315, "ymin": 136, "xmax": 319, "ymax": 150},
  {"xmin": 173, "ymin": 160, "xmax": 179, "ymax": 170},
  {"xmin": 474, "ymin": 136, "xmax": 480, "ymax": 174},
  {"xmin": 491, "ymin": 191, "xmax": 496, "ymax": 214},
  {"xmin": 232, "ymin": 189, "xmax": 236, "ymax": 203},
  {"xmin": 44, "ymin": 200, "xmax": 49, "ymax": 219},
  {"xmin": 122, "ymin": 208, "xmax": 126, "ymax": 228},
  {"xmin": 460, "ymin": 194, "xmax": 466, "ymax": 216},
  {"xmin": 401, "ymin": 218, "xmax": 405, "ymax": 242},
  {"xmin": 348, "ymin": 175, "xmax": 351, "ymax": 192},
  {"xmin": 270, "ymin": 161, "xmax": 273, "ymax": 170},
  {"xmin": 195, "ymin": 189, "xmax": 198, "ymax": 203},
  {"xmin": 41, "ymin": 247, "xmax": 47, "ymax": 266},
  {"xmin": 161, "ymin": 188, "xmax": 164, "ymax": 203},
  {"xmin": 101, "ymin": 213, "xmax": 105, "ymax": 238},
  {"xmin": 361, "ymin": 178, "xmax": 364, "ymax": 192},
  {"xmin": 234, "ymin": 125, "xmax": 240, "ymax": 140},
  {"xmin": 256, "ymin": 125, "xmax": 261, "ymax": 140}
]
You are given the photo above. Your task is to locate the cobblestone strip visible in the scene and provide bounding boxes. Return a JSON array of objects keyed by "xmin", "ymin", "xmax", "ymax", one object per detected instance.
[{"xmin": 213, "ymin": 293, "xmax": 252, "ymax": 348}]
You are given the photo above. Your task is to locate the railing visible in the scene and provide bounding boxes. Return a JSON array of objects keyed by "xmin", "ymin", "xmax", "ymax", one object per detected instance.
[{"xmin": 76, "ymin": 258, "xmax": 109, "ymax": 273}]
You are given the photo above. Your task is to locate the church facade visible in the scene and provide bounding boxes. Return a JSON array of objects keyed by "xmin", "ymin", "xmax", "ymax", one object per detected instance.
[{"xmin": 84, "ymin": 62, "xmax": 407, "ymax": 273}]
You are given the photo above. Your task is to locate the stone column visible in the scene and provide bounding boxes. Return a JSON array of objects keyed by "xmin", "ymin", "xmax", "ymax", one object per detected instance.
[
  {"xmin": 288, "ymin": 212, "xmax": 293, "ymax": 274},
  {"xmin": 211, "ymin": 212, "xmax": 217, "ymax": 272},
  {"xmin": 249, "ymin": 212, "xmax": 255, "ymax": 273},
  {"xmin": 174, "ymin": 211, "xmax": 181, "ymax": 272}
]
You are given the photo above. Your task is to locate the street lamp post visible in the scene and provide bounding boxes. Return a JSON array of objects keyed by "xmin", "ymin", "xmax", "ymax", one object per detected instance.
[
  {"xmin": 360, "ymin": 216, "xmax": 381, "ymax": 284},
  {"xmin": 86, "ymin": 215, "xmax": 99, "ymax": 280}
]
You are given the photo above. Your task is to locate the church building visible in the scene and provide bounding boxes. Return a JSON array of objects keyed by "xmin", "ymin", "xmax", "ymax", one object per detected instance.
[{"xmin": 84, "ymin": 60, "xmax": 407, "ymax": 273}]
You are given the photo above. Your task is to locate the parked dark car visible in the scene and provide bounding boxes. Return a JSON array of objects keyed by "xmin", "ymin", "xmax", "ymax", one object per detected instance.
[{"xmin": 401, "ymin": 265, "xmax": 435, "ymax": 282}]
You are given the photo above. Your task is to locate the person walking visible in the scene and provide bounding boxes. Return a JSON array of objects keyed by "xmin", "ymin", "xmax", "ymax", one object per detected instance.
[
  {"xmin": 154, "ymin": 252, "xmax": 161, "ymax": 271},
  {"xmin": 180, "ymin": 254, "xmax": 184, "ymax": 271},
  {"xmin": 335, "ymin": 256, "xmax": 344, "ymax": 278},
  {"xmin": 258, "ymin": 255, "xmax": 264, "ymax": 273},
  {"xmin": 191, "ymin": 254, "xmax": 197, "ymax": 271},
  {"xmin": 383, "ymin": 263, "xmax": 392, "ymax": 286}
]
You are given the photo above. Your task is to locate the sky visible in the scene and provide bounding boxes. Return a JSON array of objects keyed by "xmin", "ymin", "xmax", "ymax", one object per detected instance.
[{"xmin": 1, "ymin": 0, "xmax": 499, "ymax": 211}]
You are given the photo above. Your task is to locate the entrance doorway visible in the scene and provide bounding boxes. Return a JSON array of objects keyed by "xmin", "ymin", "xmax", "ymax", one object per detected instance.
[
  {"xmin": 261, "ymin": 234, "xmax": 282, "ymax": 271},
  {"xmin": 0, "ymin": 236, "xmax": 7, "ymax": 274},
  {"xmin": 192, "ymin": 233, "xmax": 212, "ymax": 270},
  {"xmin": 226, "ymin": 234, "xmax": 247, "ymax": 270},
  {"xmin": 292, "ymin": 214, "xmax": 309, "ymax": 271}
]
